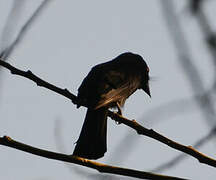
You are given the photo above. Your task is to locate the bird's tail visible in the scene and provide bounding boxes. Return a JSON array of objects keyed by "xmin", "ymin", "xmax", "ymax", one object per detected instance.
[{"xmin": 73, "ymin": 107, "xmax": 108, "ymax": 159}]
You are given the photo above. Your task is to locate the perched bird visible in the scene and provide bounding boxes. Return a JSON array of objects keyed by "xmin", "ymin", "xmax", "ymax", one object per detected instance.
[{"xmin": 73, "ymin": 52, "xmax": 151, "ymax": 159}]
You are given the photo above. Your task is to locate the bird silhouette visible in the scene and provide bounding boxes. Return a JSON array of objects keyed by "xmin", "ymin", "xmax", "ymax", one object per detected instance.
[{"xmin": 73, "ymin": 52, "xmax": 151, "ymax": 159}]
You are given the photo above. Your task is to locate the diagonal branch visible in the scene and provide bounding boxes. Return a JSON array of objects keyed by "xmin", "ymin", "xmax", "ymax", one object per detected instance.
[
  {"xmin": 0, "ymin": 0, "xmax": 51, "ymax": 60},
  {"xmin": 0, "ymin": 0, "xmax": 25, "ymax": 56},
  {"xmin": 1, "ymin": 59, "xmax": 216, "ymax": 169},
  {"xmin": 0, "ymin": 136, "xmax": 186, "ymax": 180},
  {"xmin": 0, "ymin": 59, "xmax": 77, "ymax": 104},
  {"xmin": 160, "ymin": 0, "xmax": 216, "ymax": 129},
  {"xmin": 107, "ymin": 112, "xmax": 216, "ymax": 168},
  {"xmin": 151, "ymin": 126, "xmax": 216, "ymax": 172}
]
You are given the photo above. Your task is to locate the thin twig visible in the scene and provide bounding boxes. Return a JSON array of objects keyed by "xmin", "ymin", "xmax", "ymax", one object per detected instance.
[
  {"xmin": 107, "ymin": 111, "xmax": 216, "ymax": 168},
  {"xmin": 1, "ymin": 59, "xmax": 216, "ymax": 169},
  {"xmin": 160, "ymin": 0, "xmax": 216, "ymax": 128},
  {"xmin": 54, "ymin": 118, "xmax": 94, "ymax": 178},
  {"xmin": 151, "ymin": 126, "xmax": 216, "ymax": 172},
  {"xmin": 0, "ymin": 0, "xmax": 25, "ymax": 56},
  {"xmin": 0, "ymin": 0, "xmax": 51, "ymax": 60},
  {"xmin": 0, "ymin": 0, "xmax": 52, "ymax": 101},
  {"xmin": 108, "ymin": 86, "xmax": 214, "ymax": 168},
  {"xmin": 0, "ymin": 136, "xmax": 186, "ymax": 180},
  {"xmin": 158, "ymin": 0, "xmax": 216, "ymax": 170},
  {"xmin": 0, "ymin": 59, "xmax": 77, "ymax": 104},
  {"xmin": 192, "ymin": 1, "xmax": 216, "ymax": 84}
]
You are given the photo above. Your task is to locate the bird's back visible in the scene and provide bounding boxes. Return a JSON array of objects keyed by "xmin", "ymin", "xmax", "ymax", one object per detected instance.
[{"xmin": 77, "ymin": 52, "xmax": 148, "ymax": 109}]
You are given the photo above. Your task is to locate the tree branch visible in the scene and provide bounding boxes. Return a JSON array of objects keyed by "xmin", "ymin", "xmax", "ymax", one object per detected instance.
[
  {"xmin": 0, "ymin": 136, "xmax": 186, "ymax": 180},
  {"xmin": 0, "ymin": 59, "xmax": 77, "ymax": 104},
  {"xmin": 0, "ymin": 0, "xmax": 51, "ymax": 60},
  {"xmin": 151, "ymin": 126, "xmax": 216, "ymax": 172},
  {"xmin": 160, "ymin": 0, "xmax": 216, "ymax": 132},
  {"xmin": 107, "ymin": 112, "xmax": 216, "ymax": 168},
  {"xmin": 1, "ymin": 59, "xmax": 216, "ymax": 169}
]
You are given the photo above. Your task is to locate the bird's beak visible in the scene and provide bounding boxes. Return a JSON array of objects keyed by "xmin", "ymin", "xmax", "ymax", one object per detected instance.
[{"xmin": 143, "ymin": 83, "xmax": 151, "ymax": 98}]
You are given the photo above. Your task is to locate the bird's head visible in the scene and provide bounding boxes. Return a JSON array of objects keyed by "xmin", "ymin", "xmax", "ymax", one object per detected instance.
[{"xmin": 115, "ymin": 52, "xmax": 151, "ymax": 97}]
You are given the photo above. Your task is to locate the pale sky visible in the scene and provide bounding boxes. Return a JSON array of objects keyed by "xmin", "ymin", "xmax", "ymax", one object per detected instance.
[{"xmin": 1, "ymin": 0, "xmax": 216, "ymax": 179}]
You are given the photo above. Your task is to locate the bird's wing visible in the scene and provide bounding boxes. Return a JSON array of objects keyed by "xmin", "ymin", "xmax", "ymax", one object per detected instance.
[
  {"xmin": 78, "ymin": 64, "xmax": 141, "ymax": 109},
  {"xmin": 95, "ymin": 71, "xmax": 141, "ymax": 109}
]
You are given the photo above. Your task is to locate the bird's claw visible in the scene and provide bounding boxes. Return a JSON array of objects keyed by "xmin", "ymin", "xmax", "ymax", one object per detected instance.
[
  {"xmin": 116, "ymin": 102, "xmax": 122, "ymax": 115},
  {"xmin": 115, "ymin": 120, "xmax": 121, "ymax": 125}
]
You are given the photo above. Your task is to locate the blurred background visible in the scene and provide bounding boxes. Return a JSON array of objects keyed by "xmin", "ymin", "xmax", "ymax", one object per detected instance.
[{"xmin": 0, "ymin": 0, "xmax": 216, "ymax": 179}]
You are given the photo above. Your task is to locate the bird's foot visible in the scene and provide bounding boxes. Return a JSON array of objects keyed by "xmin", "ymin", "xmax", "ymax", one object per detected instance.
[
  {"xmin": 116, "ymin": 102, "xmax": 122, "ymax": 115},
  {"xmin": 115, "ymin": 120, "xmax": 121, "ymax": 125},
  {"xmin": 115, "ymin": 102, "xmax": 122, "ymax": 124}
]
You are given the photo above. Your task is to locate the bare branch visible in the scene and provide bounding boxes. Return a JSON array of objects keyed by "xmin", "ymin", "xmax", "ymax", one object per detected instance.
[
  {"xmin": 54, "ymin": 118, "xmax": 94, "ymax": 178},
  {"xmin": 0, "ymin": 0, "xmax": 52, "ymax": 100},
  {"xmin": 0, "ymin": 0, "xmax": 51, "ymax": 60},
  {"xmin": 160, "ymin": 0, "xmax": 216, "ymax": 128},
  {"xmin": 0, "ymin": 59, "xmax": 77, "ymax": 104},
  {"xmin": 108, "ymin": 112, "xmax": 216, "ymax": 168},
  {"xmin": 0, "ymin": 0, "xmax": 26, "ymax": 56},
  {"xmin": 0, "ymin": 136, "xmax": 186, "ymax": 180},
  {"xmin": 111, "ymin": 0, "xmax": 216, "ymax": 172},
  {"xmin": 152, "ymin": 126, "xmax": 216, "ymax": 172},
  {"xmin": 191, "ymin": 1, "xmax": 216, "ymax": 74},
  {"xmin": 1, "ymin": 59, "xmax": 216, "ymax": 169},
  {"xmin": 189, "ymin": 0, "xmax": 204, "ymax": 14},
  {"xmin": 108, "ymin": 86, "xmax": 214, "ymax": 166}
]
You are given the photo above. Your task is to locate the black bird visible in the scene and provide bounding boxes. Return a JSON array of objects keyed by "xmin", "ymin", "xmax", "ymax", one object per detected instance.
[{"xmin": 73, "ymin": 52, "xmax": 151, "ymax": 159}]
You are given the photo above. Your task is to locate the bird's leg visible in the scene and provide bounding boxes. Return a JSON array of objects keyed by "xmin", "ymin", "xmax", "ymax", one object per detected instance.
[
  {"xmin": 115, "ymin": 102, "xmax": 122, "ymax": 124},
  {"xmin": 116, "ymin": 102, "xmax": 122, "ymax": 115}
]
